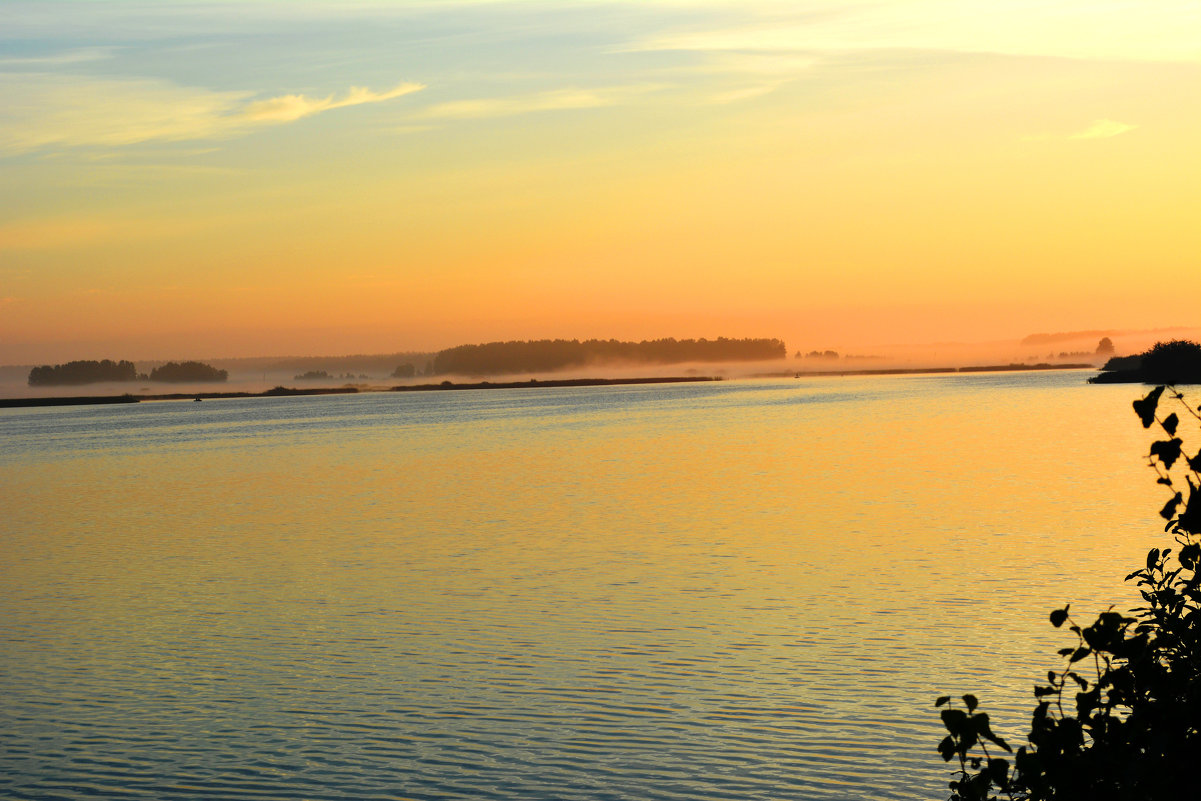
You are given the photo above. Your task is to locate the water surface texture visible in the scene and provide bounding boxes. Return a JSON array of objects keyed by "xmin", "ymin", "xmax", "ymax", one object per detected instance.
[{"xmin": 0, "ymin": 373, "xmax": 1167, "ymax": 799}]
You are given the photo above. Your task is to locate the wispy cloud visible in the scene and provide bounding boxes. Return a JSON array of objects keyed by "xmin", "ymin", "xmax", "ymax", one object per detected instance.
[
  {"xmin": 1024, "ymin": 119, "xmax": 1138, "ymax": 142},
  {"xmin": 413, "ymin": 85, "xmax": 664, "ymax": 121},
  {"xmin": 630, "ymin": 1, "xmax": 1201, "ymax": 64},
  {"xmin": 0, "ymin": 47, "xmax": 117, "ymax": 67},
  {"xmin": 1069, "ymin": 119, "xmax": 1137, "ymax": 140},
  {"xmin": 0, "ymin": 75, "xmax": 424, "ymax": 154},
  {"xmin": 242, "ymin": 83, "xmax": 424, "ymax": 122}
]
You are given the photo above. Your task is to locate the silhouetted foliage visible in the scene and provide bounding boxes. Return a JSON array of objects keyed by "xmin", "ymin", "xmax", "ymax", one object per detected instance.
[
  {"xmin": 937, "ymin": 384, "xmax": 1201, "ymax": 800},
  {"xmin": 294, "ymin": 370, "xmax": 331, "ymax": 381},
  {"xmin": 1096, "ymin": 337, "xmax": 1115, "ymax": 356},
  {"xmin": 431, "ymin": 337, "xmax": 786, "ymax": 375},
  {"xmin": 149, "ymin": 361, "xmax": 228, "ymax": 382},
  {"xmin": 391, "ymin": 363, "xmax": 416, "ymax": 378},
  {"xmin": 1092, "ymin": 340, "xmax": 1201, "ymax": 385},
  {"xmin": 28, "ymin": 359, "xmax": 137, "ymax": 386},
  {"xmin": 1101, "ymin": 354, "xmax": 1143, "ymax": 372},
  {"xmin": 1140, "ymin": 340, "xmax": 1201, "ymax": 385}
]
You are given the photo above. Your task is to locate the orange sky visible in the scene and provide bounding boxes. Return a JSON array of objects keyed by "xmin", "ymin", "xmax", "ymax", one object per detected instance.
[{"xmin": 1, "ymin": 1, "xmax": 1199, "ymax": 363}]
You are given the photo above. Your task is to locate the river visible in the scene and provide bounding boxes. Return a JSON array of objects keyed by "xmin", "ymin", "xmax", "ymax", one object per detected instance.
[{"xmin": 0, "ymin": 371, "xmax": 1169, "ymax": 799}]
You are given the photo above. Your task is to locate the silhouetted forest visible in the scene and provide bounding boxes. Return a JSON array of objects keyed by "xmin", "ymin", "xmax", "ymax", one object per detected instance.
[
  {"xmin": 430, "ymin": 337, "xmax": 787, "ymax": 375},
  {"xmin": 28, "ymin": 360, "xmax": 137, "ymax": 386},
  {"xmin": 149, "ymin": 361, "xmax": 228, "ymax": 382}
]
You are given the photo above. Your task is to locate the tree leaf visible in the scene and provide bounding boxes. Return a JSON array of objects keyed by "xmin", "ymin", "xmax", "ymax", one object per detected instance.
[
  {"xmin": 1162, "ymin": 413, "xmax": 1180, "ymax": 435},
  {"xmin": 1134, "ymin": 386, "xmax": 1165, "ymax": 428},
  {"xmin": 1151, "ymin": 438, "xmax": 1183, "ymax": 470},
  {"xmin": 937, "ymin": 735, "xmax": 956, "ymax": 761},
  {"xmin": 941, "ymin": 708, "xmax": 967, "ymax": 733},
  {"xmin": 1050, "ymin": 608, "xmax": 1070, "ymax": 628},
  {"xmin": 1160, "ymin": 493, "xmax": 1182, "ymax": 521}
]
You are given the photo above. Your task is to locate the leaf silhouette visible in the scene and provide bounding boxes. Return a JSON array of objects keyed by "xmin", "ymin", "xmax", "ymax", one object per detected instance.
[
  {"xmin": 1150, "ymin": 438, "xmax": 1183, "ymax": 470},
  {"xmin": 1160, "ymin": 493, "xmax": 1182, "ymax": 521},
  {"xmin": 1134, "ymin": 386, "xmax": 1165, "ymax": 428},
  {"xmin": 1176, "ymin": 483, "xmax": 1201, "ymax": 535}
]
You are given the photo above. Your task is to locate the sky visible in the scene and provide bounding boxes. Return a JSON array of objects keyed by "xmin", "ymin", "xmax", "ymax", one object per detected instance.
[{"xmin": 1, "ymin": 0, "xmax": 1199, "ymax": 363}]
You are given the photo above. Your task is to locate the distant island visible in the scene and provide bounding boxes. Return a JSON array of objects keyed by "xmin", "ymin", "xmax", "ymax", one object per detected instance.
[
  {"xmin": 27, "ymin": 359, "xmax": 226, "ymax": 386},
  {"xmin": 431, "ymin": 337, "xmax": 786, "ymax": 375},
  {"xmin": 1090, "ymin": 340, "xmax": 1201, "ymax": 384},
  {"xmin": 27, "ymin": 359, "xmax": 138, "ymax": 386},
  {"xmin": 148, "ymin": 361, "xmax": 228, "ymax": 383}
]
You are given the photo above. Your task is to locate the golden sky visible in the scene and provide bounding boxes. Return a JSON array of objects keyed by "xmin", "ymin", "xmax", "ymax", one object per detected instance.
[{"xmin": 1, "ymin": 0, "xmax": 1198, "ymax": 362}]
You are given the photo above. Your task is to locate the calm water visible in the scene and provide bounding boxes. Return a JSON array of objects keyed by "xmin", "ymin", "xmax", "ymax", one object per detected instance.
[{"xmin": 0, "ymin": 372, "xmax": 1168, "ymax": 799}]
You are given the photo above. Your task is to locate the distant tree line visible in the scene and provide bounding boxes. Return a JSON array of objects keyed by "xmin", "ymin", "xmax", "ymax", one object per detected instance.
[
  {"xmin": 149, "ymin": 362, "xmax": 227, "ymax": 383},
  {"xmin": 28, "ymin": 359, "xmax": 138, "ymax": 386},
  {"xmin": 430, "ymin": 337, "xmax": 787, "ymax": 375},
  {"xmin": 28, "ymin": 359, "xmax": 227, "ymax": 386}
]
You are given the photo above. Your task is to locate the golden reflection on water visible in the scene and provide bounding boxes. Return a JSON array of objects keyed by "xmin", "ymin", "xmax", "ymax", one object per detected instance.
[{"xmin": 0, "ymin": 373, "xmax": 1172, "ymax": 800}]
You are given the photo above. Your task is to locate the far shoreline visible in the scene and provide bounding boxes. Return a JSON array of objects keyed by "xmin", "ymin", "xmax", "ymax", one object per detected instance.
[
  {"xmin": 0, "ymin": 375, "xmax": 721, "ymax": 409},
  {"xmin": 0, "ymin": 363, "xmax": 1102, "ymax": 409}
]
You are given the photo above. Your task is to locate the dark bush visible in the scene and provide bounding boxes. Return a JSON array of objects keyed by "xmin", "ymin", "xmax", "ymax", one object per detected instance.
[{"xmin": 1140, "ymin": 340, "xmax": 1201, "ymax": 385}]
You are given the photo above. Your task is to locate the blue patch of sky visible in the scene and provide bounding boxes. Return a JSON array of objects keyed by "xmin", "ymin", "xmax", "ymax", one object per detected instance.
[{"xmin": 1, "ymin": 2, "xmax": 734, "ymax": 99}]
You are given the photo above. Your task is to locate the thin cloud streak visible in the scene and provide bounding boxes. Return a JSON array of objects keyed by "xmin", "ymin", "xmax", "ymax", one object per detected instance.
[
  {"xmin": 242, "ymin": 83, "xmax": 425, "ymax": 122},
  {"xmin": 629, "ymin": 1, "xmax": 1201, "ymax": 64},
  {"xmin": 0, "ymin": 47, "xmax": 118, "ymax": 66},
  {"xmin": 1070, "ymin": 119, "xmax": 1137, "ymax": 140},
  {"xmin": 1023, "ymin": 120, "xmax": 1138, "ymax": 142},
  {"xmin": 0, "ymin": 76, "xmax": 424, "ymax": 154},
  {"xmin": 413, "ymin": 85, "xmax": 665, "ymax": 121}
]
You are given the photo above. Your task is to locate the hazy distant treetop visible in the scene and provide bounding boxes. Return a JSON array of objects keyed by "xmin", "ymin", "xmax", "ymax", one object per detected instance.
[
  {"xmin": 431, "ymin": 337, "xmax": 787, "ymax": 375},
  {"xmin": 149, "ymin": 361, "xmax": 228, "ymax": 383},
  {"xmin": 28, "ymin": 359, "xmax": 137, "ymax": 386},
  {"xmin": 1021, "ymin": 330, "xmax": 1116, "ymax": 346},
  {"xmin": 1095, "ymin": 337, "xmax": 1115, "ymax": 355}
]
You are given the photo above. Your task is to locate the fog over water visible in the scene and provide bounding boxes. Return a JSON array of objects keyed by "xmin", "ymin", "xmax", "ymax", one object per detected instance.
[{"xmin": 0, "ymin": 372, "xmax": 1170, "ymax": 799}]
